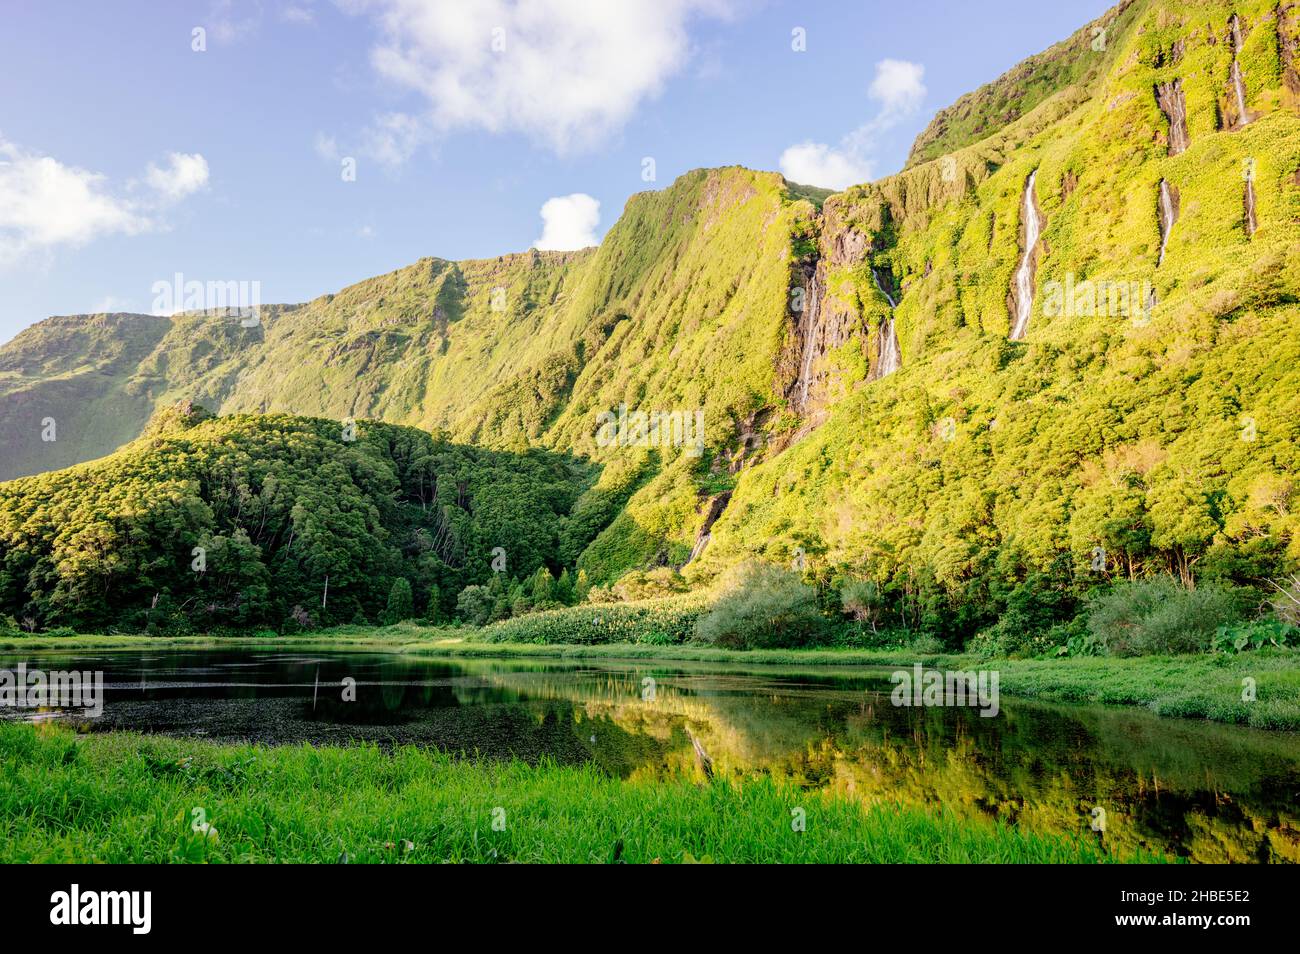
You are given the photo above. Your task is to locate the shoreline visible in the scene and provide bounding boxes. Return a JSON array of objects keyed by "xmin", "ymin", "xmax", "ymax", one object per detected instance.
[{"xmin": 2, "ymin": 630, "xmax": 1298, "ymax": 730}]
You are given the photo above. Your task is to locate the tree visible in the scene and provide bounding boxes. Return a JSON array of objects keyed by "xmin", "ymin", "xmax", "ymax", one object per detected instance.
[
  {"xmin": 381, "ymin": 578, "xmax": 414, "ymax": 624},
  {"xmin": 529, "ymin": 566, "xmax": 556, "ymax": 605},
  {"xmin": 423, "ymin": 583, "xmax": 441, "ymax": 624},
  {"xmin": 555, "ymin": 568, "xmax": 576, "ymax": 605},
  {"xmin": 456, "ymin": 584, "xmax": 494, "ymax": 626},
  {"xmin": 573, "ymin": 568, "xmax": 592, "ymax": 604}
]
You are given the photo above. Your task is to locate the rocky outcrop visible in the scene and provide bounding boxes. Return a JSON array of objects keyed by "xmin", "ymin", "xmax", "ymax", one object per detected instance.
[
  {"xmin": 685, "ymin": 491, "xmax": 732, "ymax": 565},
  {"xmin": 1225, "ymin": 14, "xmax": 1255, "ymax": 129},
  {"xmin": 783, "ymin": 194, "xmax": 884, "ymax": 417},
  {"xmin": 1281, "ymin": 3, "xmax": 1300, "ymax": 112}
]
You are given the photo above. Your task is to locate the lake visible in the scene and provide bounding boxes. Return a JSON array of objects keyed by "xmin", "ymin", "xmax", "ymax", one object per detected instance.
[{"xmin": 3, "ymin": 647, "xmax": 1298, "ymax": 863}]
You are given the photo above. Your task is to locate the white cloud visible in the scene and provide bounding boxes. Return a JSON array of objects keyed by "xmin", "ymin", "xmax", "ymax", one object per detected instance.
[
  {"xmin": 0, "ymin": 137, "xmax": 208, "ymax": 264},
  {"xmin": 144, "ymin": 152, "xmax": 210, "ymax": 201},
  {"xmin": 281, "ymin": 4, "xmax": 315, "ymax": 24},
  {"xmin": 869, "ymin": 59, "xmax": 927, "ymax": 115},
  {"xmin": 347, "ymin": 0, "xmax": 731, "ymax": 156},
  {"xmin": 779, "ymin": 59, "xmax": 926, "ymax": 191},
  {"xmin": 360, "ymin": 112, "xmax": 424, "ymax": 168},
  {"xmin": 208, "ymin": 0, "xmax": 263, "ymax": 43},
  {"xmin": 534, "ymin": 193, "xmax": 600, "ymax": 250},
  {"xmin": 313, "ymin": 132, "xmax": 340, "ymax": 161},
  {"xmin": 315, "ymin": 114, "xmax": 426, "ymax": 171},
  {"xmin": 779, "ymin": 143, "xmax": 873, "ymax": 191}
]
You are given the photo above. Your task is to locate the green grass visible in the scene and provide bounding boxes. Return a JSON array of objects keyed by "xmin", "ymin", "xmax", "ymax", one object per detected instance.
[
  {"xmin": 0, "ymin": 723, "xmax": 1162, "ymax": 864},
  {"xmin": 980, "ymin": 650, "xmax": 1300, "ymax": 730}
]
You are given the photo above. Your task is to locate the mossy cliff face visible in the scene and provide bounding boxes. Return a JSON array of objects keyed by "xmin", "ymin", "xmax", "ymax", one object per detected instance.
[
  {"xmin": 692, "ymin": 0, "xmax": 1300, "ymax": 624},
  {"xmin": 3, "ymin": 0, "xmax": 1299, "ymax": 608}
]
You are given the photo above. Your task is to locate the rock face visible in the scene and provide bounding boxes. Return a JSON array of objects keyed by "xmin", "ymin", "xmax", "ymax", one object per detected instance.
[
  {"xmin": 790, "ymin": 260, "xmax": 825, "ymax": 416},
  {"xmin": 1282, "ymin": 3, "xmax": 1300, "ymax": 112},
  {"xmin": 782, "ymin": 199, "xmax": 882, "ymax": 417},
  {"xmin": 1225, "ymin": 14, "xmax": 1254, "ymax": 129},
  {"xmin": 685, "ymin": 491, "xmax": 732, "ymax": 565},
  {"xmin": 829, "ymin": 226, "xmax": 871, "ymax": 267},
  {"xmin": 1155, "ymin": 79, "xmax": 1191, "ymax": 155}
]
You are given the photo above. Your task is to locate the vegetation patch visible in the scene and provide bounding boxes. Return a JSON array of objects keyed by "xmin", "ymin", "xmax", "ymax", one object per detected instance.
[{"xmin": 0, "ymin": 724, "xmax": 1162, "ymax": 864}]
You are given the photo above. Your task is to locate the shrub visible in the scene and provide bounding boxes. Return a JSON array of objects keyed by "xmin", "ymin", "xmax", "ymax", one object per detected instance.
[
  {"xmin": 839, "ymin": 579, "xmax": 884, "ymax": 631},
  {"xmin": 1086, "ymin": 577, "xmax": 1245, "ymax": 656},
  {"xmin": 1212, "ymin": 618, "xmax": 1297, "ymax": 654},
  {"xmin": 456, "ymin": 585, "xmax": 494, "ymax": 626},
  {"xmin": 968, "ymin": 614, "xmax": 1089, "ymax": 659},
  {"xmin": 478, "ymin": 594, "xmax": 705, "ymax": 644},
  {"xmin": 906, "ymin": 633, "xmax": 947, "ymax": 655},
  {"xmin": 695, "ymin": 562, "xmax": 823, "ymax": 649}
]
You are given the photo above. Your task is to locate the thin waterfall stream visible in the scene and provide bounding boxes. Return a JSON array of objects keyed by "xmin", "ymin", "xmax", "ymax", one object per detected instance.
[
  {"xmin": 1010, "ymin": 170, "xmax": 1042, "ymax": 340},
  {"xmin": 871, "ymin": 268, "xmax": 902, "ymax": 377}
]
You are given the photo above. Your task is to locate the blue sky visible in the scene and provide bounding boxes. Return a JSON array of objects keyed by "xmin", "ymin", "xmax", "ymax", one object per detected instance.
[{"xmin": 0, "ymin": 0, "xmax": 1113, "ymax": 344}]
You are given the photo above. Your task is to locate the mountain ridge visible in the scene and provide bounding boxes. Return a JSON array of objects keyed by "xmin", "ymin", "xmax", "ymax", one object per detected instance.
[{"xmin": 4, "ymin": 0, "xmax": 1300, "ymax": 638}]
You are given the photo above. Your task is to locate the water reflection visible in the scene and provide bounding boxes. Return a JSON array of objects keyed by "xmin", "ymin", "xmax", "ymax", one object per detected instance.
[{"xmin": 3, "ymin": 649, "xmax": 1298, "ymax": 863}]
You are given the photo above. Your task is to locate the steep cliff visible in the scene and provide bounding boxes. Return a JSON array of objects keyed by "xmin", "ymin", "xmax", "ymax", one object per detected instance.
[{"xmin": 3, "ymin": 0, "xmax": 1300, "ymax": 617}]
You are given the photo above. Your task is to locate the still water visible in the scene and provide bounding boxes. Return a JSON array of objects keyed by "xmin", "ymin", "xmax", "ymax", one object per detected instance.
[{"xmin": 4, "ymin": 648, "xmax": 1299, "ymax": 862}]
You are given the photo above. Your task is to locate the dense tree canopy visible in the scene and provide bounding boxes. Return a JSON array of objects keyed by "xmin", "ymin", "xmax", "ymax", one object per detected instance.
[{"xmin": 0, "ymin": 406, "xmax": 596, "ymax": 633}]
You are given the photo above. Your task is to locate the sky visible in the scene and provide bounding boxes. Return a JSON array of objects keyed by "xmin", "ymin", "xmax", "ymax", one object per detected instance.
[{"xmin": 0, "ymin": 0, "xmax": 1114, "ymax": 345}]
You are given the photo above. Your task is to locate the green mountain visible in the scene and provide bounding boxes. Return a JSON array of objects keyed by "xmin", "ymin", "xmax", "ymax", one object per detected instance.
[{"xmin": 3, "ymin": 0, "xmax": 1299, "ymax": 636}]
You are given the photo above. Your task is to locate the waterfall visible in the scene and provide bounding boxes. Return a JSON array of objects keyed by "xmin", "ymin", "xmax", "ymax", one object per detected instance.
[
  {"xmin": 1244, "ymin": 178, "xmax": 1258, "ymax": 236},
  {"xmin": 1155, "ymin": 80, "xmax": 1190, "ymax": 155},
  {"xmin": 684, "ymin": 491, "xmax": 732, "ymax": 566},
  {"xmin": 795, "ymin": 265, "xmax": 823, "ymax": 411},
  {"xmin": 686, "ymin": 532, "xmax": 711, "ymax": 564},
  {"xmin": 1156, "ymin": 179, "xmax": 1178, "ymax": 267},
  {"xmin": 1230, "ymin": 61, "xmax": 1250, "ymax": 125},
  {"xmin": 1009, "ymin": 170, "xmax": 1042, "ymax": 341},
  {"xmin": 1230, "ymin": 15, "xmax": 1251, "ymax": 128},
  {"xmin": 871, "ymin": 267, "xmax": 902, "ymax": 377}
]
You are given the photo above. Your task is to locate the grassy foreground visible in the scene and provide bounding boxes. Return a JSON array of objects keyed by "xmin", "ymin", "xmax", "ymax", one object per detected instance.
[{"xmin": 0, "ymin": 723, "xmax": 1159, "ymax": 864}]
